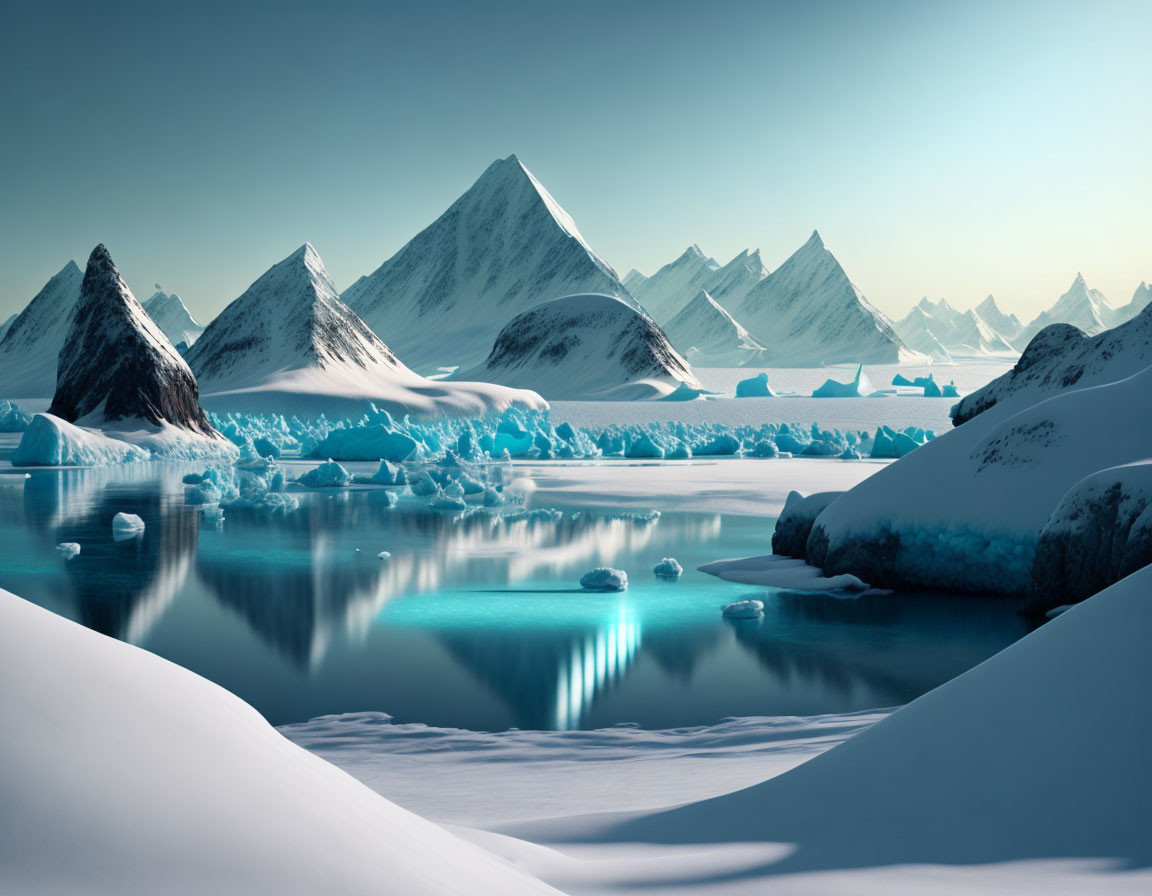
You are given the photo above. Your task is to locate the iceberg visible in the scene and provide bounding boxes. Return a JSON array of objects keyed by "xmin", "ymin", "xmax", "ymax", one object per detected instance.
[
  {"xmin": 653, "ymin": 557, "xmax": 683, "ymax": 578},
  {"xmin": 811, "ymin": 364, "xmax": 875, "ymax": 398},
  {"xmin": 112, "ymin": 512, "xmax": 145, "ymax": 540},
  {"xmin": 12, "ymin": 414, "xmax": 149, "ymax": 467},
  {"xmin": 721, "ymin": 599, "xmax": 764, "ymax": 619},
  {"xmin": 0, "ymin": 400, "xmax": 32, "ymax": 432},
  {"xmin": 309, "ymin": 425, "xmax": 418, "ymax": 463},
  {"xmin": 55, "ymin": 543, "xmax": 81, "ymax": 560},
  {"xmin": 735, "ymin": 372, "xmax": 776, "ymax": 397},
  {"xmin": 580, "ymin": 568, "xmax": 628, "ymax": 592},
  {"xmin": 298, "ymin": 460, "xmax": 353, "ymax": 488}
]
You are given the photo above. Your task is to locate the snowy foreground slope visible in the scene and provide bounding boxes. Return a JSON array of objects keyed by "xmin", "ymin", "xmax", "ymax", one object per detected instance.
[
  {"xmin": 342, "ymin": 154, "xmax": 634, "ymax": 372},
  {"xmin": 591, "ymin": 565, "xmax": 1152, "ymax": 883},
  {"xmin": 0, "ymin": 260, "xmax": 82, "ymax": 399},
  {"xmin": 0, "ymin": 589, "xmax": 555, "ymax": 896},
  {"xmin": 457, "ymin": 294, "xmax": 700, "ymax": 400},
  {"xmin": 188, "ymin": 243, "xmax": 545, "ymax": 418},
  {"xmin": 735, "ymin": 232, "xmax": 920, "ymax": 366}
]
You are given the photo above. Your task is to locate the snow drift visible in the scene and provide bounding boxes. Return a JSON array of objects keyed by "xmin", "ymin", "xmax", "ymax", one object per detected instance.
[{"xmin": 0, "ymin": 589, "xmax": 554, "ymax": 895}]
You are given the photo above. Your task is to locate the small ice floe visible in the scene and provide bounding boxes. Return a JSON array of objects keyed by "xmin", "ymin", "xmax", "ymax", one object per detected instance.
[
  {"xmin": 55, "ymin": 542, "xmax": 81, "ymax": 560},
  {"xmin": 699, "ymin": 555, "xmax": 869, "ymax": 594},
  {"xmin": 430, "ymin": 489, "xmax": 466, "ymax": 511},
  {"xmin": 1046, "ymin": 604, "xmax": 1075, "ymax": 619},
  {"xmin": 297, "ymin": 460, "xmax": 353, "ymax": 488},
  {"xmin": 722, "ymin": 599, "xmax": 764, "ymax": 619},
  {"xmin": 653, "ymin": 557, "xmax": 683, "ymax": 578},
  {"xmin": 580, "ymin": 568, "xmax": 628, "ymax": 592},
  {"xmin": 112, "ymin": 512, "xmax": 145, "ymax": 541},
  {"xmin": 377, "ymin": 551, "xmax": 391, "ymax": 560}
]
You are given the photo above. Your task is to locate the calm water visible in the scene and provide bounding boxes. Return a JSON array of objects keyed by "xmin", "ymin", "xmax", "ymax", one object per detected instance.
[{"xmin": 0, "ymin": 463, "xmax": 1035, "ymax": 729}]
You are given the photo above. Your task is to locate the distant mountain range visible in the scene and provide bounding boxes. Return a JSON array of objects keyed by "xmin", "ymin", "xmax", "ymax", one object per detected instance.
[{"xmin": 0, "ymin": 154, "xmax": 1148, "ymax": 407}]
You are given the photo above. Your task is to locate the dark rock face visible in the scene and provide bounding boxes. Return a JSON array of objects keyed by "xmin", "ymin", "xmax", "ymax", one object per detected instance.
[
  {"xmin": 771, "ymin": 491, "xmax": 843, "ymax": 558},
  {"xmin": 49, "ymin": 245, "xmax": 215, "ymax": 435},
  {"xmin": 1027, "ymin": 473, "xmax": 1152, "ymax": 614}
]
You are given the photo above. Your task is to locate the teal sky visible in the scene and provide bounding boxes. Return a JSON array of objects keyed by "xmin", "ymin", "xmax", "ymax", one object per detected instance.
[{"xmin": 1, "ymin": 0, "xmax": 1148, "ymax": 324}]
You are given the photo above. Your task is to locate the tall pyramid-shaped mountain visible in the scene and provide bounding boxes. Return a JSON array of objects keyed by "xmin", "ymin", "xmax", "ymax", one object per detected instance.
[
  {"xmin": 736, "ymin": 231, "xmax": 918, "ymax": 366},
  {"xmin": 0, "ymin": 261, "xmax": 83, "ymax": 398},
  {"xmin": 341, "ymin": 154, "xmax": 633, "ymax": 372},
  {"xmin": 976, "ymin": 295, "xmax": 1023, "ymax": 342},
  {"xmin": 663, "ymin": 289, "xmax": 765, "ymax": 366},
  {"xmin": 49, "ymin": 245, "xmax": 215, "ymax": 435},
  {"xmin": 188, "ymin": 243, "xmax": 544, "ymax": 417},
  {"xmin": 628, "ymin": 245, "xmax": 718, "ymax": 325}
]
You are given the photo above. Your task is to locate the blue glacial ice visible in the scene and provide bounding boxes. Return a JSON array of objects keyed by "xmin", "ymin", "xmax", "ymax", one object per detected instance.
[{"xmin": 735, "ymin": 372, "xmax": 776, "ymax": 398}]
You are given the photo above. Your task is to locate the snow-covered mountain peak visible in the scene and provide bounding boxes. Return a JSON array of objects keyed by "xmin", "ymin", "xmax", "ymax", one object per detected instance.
[
  {"xmin": 49, "ymin": 244, "xmax": 214, "ymax": 434},
  {"xmin": 802, "ymin": 229, "xmax": 825, "ymax": 250},
  {"xmin": 142, "ymin": 285, "xmax": 205, "ymax": 349},
  {"xmin": 341, "ymin": 155, "xmax": 631, "ymax": 372},
  {"xmin": 0, "ymin": 260, "xmax": 85, "ymax": 397}
]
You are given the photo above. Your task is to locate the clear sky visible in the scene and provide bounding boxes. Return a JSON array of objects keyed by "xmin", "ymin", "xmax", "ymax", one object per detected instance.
[{"xmin": 1, "ymin": 0, "xmax": 1148, "ymax": 324}]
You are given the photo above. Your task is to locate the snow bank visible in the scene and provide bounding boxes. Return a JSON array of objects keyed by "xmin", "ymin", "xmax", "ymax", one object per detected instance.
[
  {"xmin": 606, "ymin": 564, "xmax": 1152, "ymax": 875},
  {"xmin": 12, "ymin": 414, "xmax": 149, "ymax": 466},
  {"xmin": 0, "ymin": 590, "xmax": 554, "ymax": 895}
]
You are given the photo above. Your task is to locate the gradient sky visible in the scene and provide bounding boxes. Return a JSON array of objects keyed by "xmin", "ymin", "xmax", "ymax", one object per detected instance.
[{"xmin": 1, "ymin": 0, "xmax": 1149, "ymax": 325}]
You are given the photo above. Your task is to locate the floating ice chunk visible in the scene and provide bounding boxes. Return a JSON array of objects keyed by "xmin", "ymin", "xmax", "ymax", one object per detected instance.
[
  {"xmin": 55, "ymin": 542, "xmax": 81, "ymax": 560},
  {"xmin": 377, "ymin": 551, "xmax": 391, "ymax": 560},
  {"xmin": 371, "ymin": 460, "xmax": 407, "ymax": 486},
  {"xmin": 702, "ymin": 555, "xmax": 869, "ymax": 593},
  {"xmin": 580, "ymin": 567, "xmax": 628, "ymax": 592},
  {"xmin": 252, "ymin": 436, "xmax": 281, "ymax": 458},
  {"xmin": 185, "ymin": 481, "xmax": 223, "ymax": 505},
  {"xmin": 653, "ymin": 557, "xmax": 683, "ymax": 578},
  {"xmin": 408, "ymin": 471, "xmax": 437, "ymax": 496},
  {"xmin": 482, "ymin": 486, "xmax": 505, "ymax": 507},
  {"xmin": 12, "ymin": 414, "xmax": 149, "ymax": 467},
  {"xmin": 310, "ymin": 425, "xmax": 418, "ymax": 462},
  {"xmin": 661, "ymin": 381, "xmax": 706, "ymax": 401},
  {"xmin": 430, "ymin": 489, "xmax": 467, "ymax": 511},
  {"xmin": 922, "ymin": 374, "xmax": 943, "ymax": 397},
  {"xmin": 840, "ymin": 446, "xmax": 861, "ymax": 460},
  {"xmin": 625, "ymin": 433, "xmax": 665, "ymax": 459},
  {"xmin": 694, "ymin": 434, "xmax": 741, "ymax": 456},
  {"xmin": 112, "ymin": 512, "xmax": 145, "ymax": 541},
  {"xmin": 735, "ymin": 372, "xmax": 776, "ymax": 398},
  {"xmin": 812, "ymin": 365, "xmax": 875, "ymax": 398},
  {"xmin": 722, "ymin": 599, "xmax": 764, "ymax": 619},
  {"xmin": 0, "ymin": 400, "xmax": 32, "ymax": 432},
  {"xmin": 942, "ymin": 380, "xmax": 960, "ymax": 398},
  {"xmin": 891, "ymin": 373, "xmax": 914, "ymax": 386},
  {"xmin": 298, "ymin": 460, "xmax": 353, "ymax": 488}
]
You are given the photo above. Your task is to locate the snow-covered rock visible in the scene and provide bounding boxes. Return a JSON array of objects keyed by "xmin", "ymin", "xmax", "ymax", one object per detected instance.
[
  {"xmin": 49, "ymin": 245, "xmax": 218, "ymax": 439},
  {"xmin": 734, "ymin": 372, "xmax": 776, "ymax": 397},
  {"xmin": 456, "ymin": 294, "xmax": 700, "ymax": 400},
  {"xmin": 142, "ymin": 286, "xmax": 205, "ymax": 348},
  {"xmin": 580, "ymin": 567, "xmax": 628, "ymax": 591},
  {"xmin": 772, "ymin": 490, "xmax": 843, "ymax": 557},
  {"xmin": 0, "ymin": 260, "xmax": 83, "ymax": 399},
  {"xmin": 808, "ymin": 361, "xmax": 1152, "ymax": 594},
  {"xmin": 1016, "ymin": 272, "xmax": 1114, "ymax": 346},
  {"xmin": 112, "ymin": 512, "xmax": 146, "ymax": 540},
  {"xmin": 953, "ymin": 299, "xmax": 1152, "ymax": 425},
  {"xmin": 653, "ymin": 557, "xmax": 683, "ymax": 578},
  {"xmin": 342, "ymin": 154, "xmax": 634, "ymax": 372},
  {"xmin": 11, "ymin": 414, "xmax": 150, "ymax": 466},
  {"xmin": 189, "ymin": 243, "xmax": 544, "ymax": 418},
  {"xmin": 662, "ymin": 289, "xmax": 765, "ymax": 366},
  {"xmin": 0, "ymin": 589, "xmax": 553, "ymax": 895},
  {"xmin": 734, "ymin": 231, "xmax": 919, "ymax": 366},
  {"xmin": 811, "ymin": 364, "xmax": 875, "ymax": 397},
  {"xmin": 721, "ymin": 599, "xmax": 763, "ymax": 619}
]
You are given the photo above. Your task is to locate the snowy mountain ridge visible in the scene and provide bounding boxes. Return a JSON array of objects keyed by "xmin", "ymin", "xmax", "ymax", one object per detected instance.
[
  {"xmin": 143, "ymin": 287, "xmax": 205, "ymax": 349},
  {"xmin": 663, "ymin": 289, "xmax": 765, "ymax": 366},
  {"xmin": 895, "ymin": 297, "xmax": 1017, "ymax": 358},
  {"xmin": 0, "ymin": 260, "xmax": 83, "ymax": 398}
]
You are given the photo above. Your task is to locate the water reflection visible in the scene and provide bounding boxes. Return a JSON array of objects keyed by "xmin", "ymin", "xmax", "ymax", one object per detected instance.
[{"xmin": 0, "ymin": 464, "xmax": 1036, "ymax": 730}]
